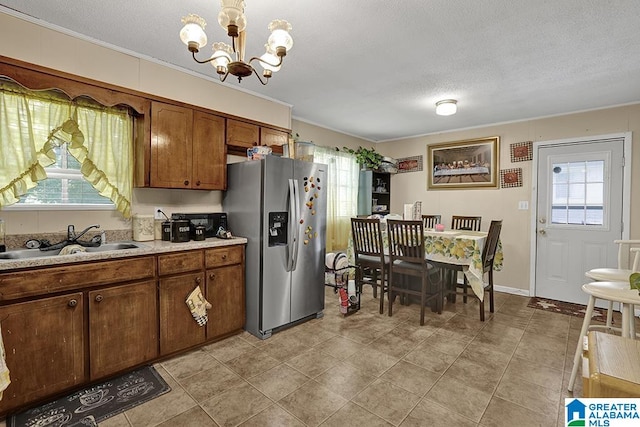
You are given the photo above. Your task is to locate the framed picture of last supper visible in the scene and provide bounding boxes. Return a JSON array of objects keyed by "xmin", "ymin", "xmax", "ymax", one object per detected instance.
[{"xmin": 427, "ymin": 136, "xmax": 500, "ymax": 190}]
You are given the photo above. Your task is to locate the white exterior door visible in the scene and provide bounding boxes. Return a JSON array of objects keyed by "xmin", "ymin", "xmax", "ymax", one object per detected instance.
[{"xmin": 534, "ymin": 135, "xmax": 628, "ymax": 305}]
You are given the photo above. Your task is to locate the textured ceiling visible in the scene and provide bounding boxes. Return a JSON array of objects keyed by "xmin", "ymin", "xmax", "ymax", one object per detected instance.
[{"xmin": 2, "ymin": 0, "xmax": 640, "ymax": 142}]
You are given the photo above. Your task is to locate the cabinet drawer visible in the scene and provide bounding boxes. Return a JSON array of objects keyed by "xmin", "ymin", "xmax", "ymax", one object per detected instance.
[
  {"xmin": 158, "ymin": 250, "xmax": 204, "ymax": 276},
  {"xmin": 205, "ymin": 246, "xmax": 243, "ymax": 268},
  {"xmin": 0, "ymin": 257, "xmax": 155, "ymax": 301}
]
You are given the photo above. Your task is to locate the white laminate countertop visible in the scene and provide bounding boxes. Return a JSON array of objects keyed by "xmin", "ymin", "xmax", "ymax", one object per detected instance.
[{"xmin": 0, "ymin": 237, "xmax": 248, "ymax": 271}]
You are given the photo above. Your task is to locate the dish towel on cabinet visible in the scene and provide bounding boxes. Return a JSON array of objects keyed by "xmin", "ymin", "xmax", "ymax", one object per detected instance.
[{"xmin": 185, "ymin": 286, "xmax": 212, "ymax": 326}]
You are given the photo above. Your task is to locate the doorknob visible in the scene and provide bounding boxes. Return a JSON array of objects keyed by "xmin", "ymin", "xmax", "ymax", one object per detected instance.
[{"xmin": 539, "ymin": 229, "xmax": 546, "ymax": 235}]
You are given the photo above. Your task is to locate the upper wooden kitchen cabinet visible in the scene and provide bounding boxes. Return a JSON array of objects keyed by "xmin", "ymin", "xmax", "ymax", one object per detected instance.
[
  {"xmin": 260, "ymin": 127, "xmax": 288, "ymax": 146},
  {"xmin": 227, "ymin": 118, "xmax": 288, "ymax": 155},
  {"xmin": 227, "ymin": 118, "xmax": 259, "ymax": 148},
  {"xmin": 260, "ymin": 127, "xmax": 288, "ymax": 155},
  {"xmin": 0, "ymin": 293, "xmax": 85, "ymax": 415},
  {"xmin": 150, "ymin": 101, "xmax": 226, "ymax": 190}
]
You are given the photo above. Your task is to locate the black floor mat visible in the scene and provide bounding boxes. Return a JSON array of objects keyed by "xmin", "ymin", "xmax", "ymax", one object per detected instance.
[{"xmin": 9, "ymin": 365, "xmax": 171, "ymax": 427}]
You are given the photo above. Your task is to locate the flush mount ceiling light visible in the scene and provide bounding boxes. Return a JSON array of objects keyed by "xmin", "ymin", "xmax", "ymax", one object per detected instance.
[
  {"xmin": 435, "ymin": 99, "xmax": 457, "ymax": 116},
  {"xmin": 179, "ymin": 0, "xmax": 293, "ymax": 85}
]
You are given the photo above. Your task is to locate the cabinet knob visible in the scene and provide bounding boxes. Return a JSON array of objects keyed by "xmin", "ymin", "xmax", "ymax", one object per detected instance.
[
  {"xmin": 68, "ymin": 299, "xmax": 78, "ymax": 307},
  {"xmin": 196, "ymin": 180, "xmax": 201, "ymax": 186},
  {"xmin": 222, "ymin": 254, "xmax": 227, "ymax": 260},
  {"xmin": 195, "ymin": 277, "xmax": 202, "ymax": 284},
  {"xmin": 184, "ymin": 180, "xmax": 189, "ymax": 186},
  {"xmin": 95, "ymin": 294, "xmax": 103, "ymax": 302},
  {"xmin": 209, "ymin": 273, "xmax": 215, "ymax": 280}
]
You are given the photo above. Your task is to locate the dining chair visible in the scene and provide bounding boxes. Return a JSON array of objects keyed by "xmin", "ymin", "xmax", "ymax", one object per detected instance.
[
  {"xmin": 585, "ymin": 239, "xmax": 640, "ymax": 328},
  {"xmin": 386, "ymin": 219, "xmax": 442, "ymax": 325},
  {"xmin": 421, "ymin": 214, "xmax": 441, "ymax": 229},
  {"xmin": 451, "ymin": 215, "xmax": 482, "ymax": 231},
  {"xmin": 430, "ymin": 220, "xmax": 502, "ymax": 321},
  {"xmin": 351, "ymin": 217, "xmax": 389, "ymax": 314},
  {"xmin": 567, "ymin": 281, "xmax": 640, "ymax": 392}
]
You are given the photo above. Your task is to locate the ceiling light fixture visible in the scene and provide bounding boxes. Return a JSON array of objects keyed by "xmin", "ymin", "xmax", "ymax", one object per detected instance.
[
  {"xmin": 435, "ymin": 99, "xmax": 457, "ymax": 116},
  {"xmin": 179, "ymin": 0, "xmax": 293, "ymax": 85}
]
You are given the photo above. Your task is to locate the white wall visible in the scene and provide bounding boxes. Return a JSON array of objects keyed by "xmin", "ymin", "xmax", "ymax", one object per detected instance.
[
  {"xmin": 375, "ymin": 105, "xmax": 640, "ymax": 293},
  {"xmin": 292, "ymin": 120, "xmax": 374, "ymax": 151}
]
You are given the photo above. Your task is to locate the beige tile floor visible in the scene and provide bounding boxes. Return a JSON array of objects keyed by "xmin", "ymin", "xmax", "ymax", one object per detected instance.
[{"xmin": 6, "ymin": 286, "xmax": 610, "ymax": 427}]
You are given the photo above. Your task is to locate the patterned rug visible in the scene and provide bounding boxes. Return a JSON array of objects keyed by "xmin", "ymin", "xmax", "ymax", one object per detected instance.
[
  {"xmin": 527, "ymin": 297, "xmax": 608, "ymax": 322},
  {"xmin": 9, "ymin": 365, "xmax": 170, "ymax": 427}
]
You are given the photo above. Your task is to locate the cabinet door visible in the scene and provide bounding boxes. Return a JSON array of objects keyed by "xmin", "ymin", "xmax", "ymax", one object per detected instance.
[
  {"xmin": 159, "ymin": 273, "xmax": 206, "ymax": 355},
  {"xmin": 88, "ymin": 281, "xmax": 158, "ymax": 380},
  {"xmin": 193, "ymin": 111, "xmax": 226, "ymax": 190},
  {"xmin": 206, "ymin": 264, "xmax": 245, "ymax": 338},
  {"xmin": 227, "ymin": 119, "xmax": 259, "ymax": 148},
  {"xmin": 260, "ymin": 127, "xmax": 288, "ymax": 155},
  {"xmin": 150, "ymin": 101, "xmax": 194, "ymax": 188},
  {"xmin": 0, "ymin": 293, "xmax": 84, "ymax": 416}
]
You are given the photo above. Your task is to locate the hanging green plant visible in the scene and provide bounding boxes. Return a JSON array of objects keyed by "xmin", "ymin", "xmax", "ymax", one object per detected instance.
[{"xmin": 341, "ymin": 146, "xmax": 383, "ymax": 170}]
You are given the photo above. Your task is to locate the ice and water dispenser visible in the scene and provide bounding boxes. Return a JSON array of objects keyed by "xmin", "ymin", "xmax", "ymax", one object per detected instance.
[{"xmin": 268, "ymin": 212, "xmax": 288, "ymax": 246}]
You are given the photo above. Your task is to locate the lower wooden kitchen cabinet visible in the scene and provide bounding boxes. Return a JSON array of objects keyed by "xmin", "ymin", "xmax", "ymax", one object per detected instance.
[
  {"xmin": 158, "ymin": 250, "xmax": 207, "ymax": 355},
  {"xmin": 206, "ymin": 263, "xmax": 244, "ymax": 337},
  {"xmin": 0, "ymin": 293, "xmax": 85, "ymax": 414},
  {"xmin": 205, "ymin": 245, "xmax": 245, "ymax": 338},
  {"xmin": 0, "ymin": 243, "xmax": 246, "ymax": 417},
  {"xmin": 88, "ymin": 280, "xmax": 158, "ymax": 380},
  {"xmin": 158, "ymin": 246, "xmax": 245, "ymax": 356}
]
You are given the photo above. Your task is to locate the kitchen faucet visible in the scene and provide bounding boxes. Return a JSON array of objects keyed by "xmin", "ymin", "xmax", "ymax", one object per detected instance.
[
  {"xmin": 68, "ymin": 224, "xmax": 101, "ymax": 243},
  {"xmin": 40, "ymin": 224, "xmax": 101, "ymax": 251}
]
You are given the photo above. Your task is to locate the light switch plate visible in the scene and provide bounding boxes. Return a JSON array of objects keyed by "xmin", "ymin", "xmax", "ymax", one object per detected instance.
[{"xmin": 518, "ymin": 201, "xmax": 529, "ymax": 210}]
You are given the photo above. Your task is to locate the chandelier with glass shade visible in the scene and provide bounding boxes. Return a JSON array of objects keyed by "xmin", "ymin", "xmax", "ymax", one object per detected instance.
[{"xmin": 179, "ymin": 0, "xmax": 293, "ymax": 85}]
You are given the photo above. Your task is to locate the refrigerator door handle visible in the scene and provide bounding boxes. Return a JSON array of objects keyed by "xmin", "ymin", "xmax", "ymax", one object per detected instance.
[
  {"xmin": 291, "ymin": 179, "xmax": 301, "ymax": 271},
  {"xmin": 286, "ymin": 179, "xmax": 297, "ymax": 272}
]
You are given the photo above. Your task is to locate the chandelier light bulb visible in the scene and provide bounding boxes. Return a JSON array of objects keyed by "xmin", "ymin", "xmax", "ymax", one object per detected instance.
[
  {"xmin": 211, "ymin": 42, "xmax": 233, "ymax": 73},
  {"xmin": 218, "ymin": 0, "xmax": 247, "ymax": 36},
  {"xmin": 436, "ymin": 99, "xmax": 457, "ymax": 116},
  {"xmin": 259, "ymin": 45, "xmax": 282, "ymax": 72},
  {"xmin": 267, "ymin": 20, "xmax": 294, "ymax": 54},
  {"xmin": 180, "ymin": 14, "xmax": 208, "ymax": 51}
]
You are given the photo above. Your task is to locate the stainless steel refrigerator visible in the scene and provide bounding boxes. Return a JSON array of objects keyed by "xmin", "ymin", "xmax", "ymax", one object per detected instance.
[{"xmin": 223, "ymin": 156, "xmax": 327, "ymax": 339}]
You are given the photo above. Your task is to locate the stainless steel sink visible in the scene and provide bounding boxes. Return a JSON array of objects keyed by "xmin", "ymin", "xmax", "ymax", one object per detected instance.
[
  {"xmin": 0, "ymin": 242, "xmax": 148, "ymax": 260},
  {"xmin": 85, "ymin": 242, "xmax": 144, "ymax": 252}
]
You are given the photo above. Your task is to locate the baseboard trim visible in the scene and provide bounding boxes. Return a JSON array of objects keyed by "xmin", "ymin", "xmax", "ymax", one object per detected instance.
[{"xmin": 494, "ymin": 284, "xmax": 529, "ymax": 297}]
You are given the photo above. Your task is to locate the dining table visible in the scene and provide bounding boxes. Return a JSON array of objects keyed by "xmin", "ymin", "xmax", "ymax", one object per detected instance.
[{"xmin": 347, "ymin": 227, "xmax": 503, "ymax": 301}]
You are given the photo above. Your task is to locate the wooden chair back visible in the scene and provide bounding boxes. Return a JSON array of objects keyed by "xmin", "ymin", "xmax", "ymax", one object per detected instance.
[
  {"xmin": 422, "ymin": 214, "xmax": 441, "ymax": 229},
  {"xmin": 351, "ymin": 218, "xmax": 385, "ymax": 260},
  {"xmin": 387, "ymin": 220, "xmax": 425, "ymax": 263},
  {"xmin": 482, "ymin": 220, "xmax": 503, "ymax": 272},
  {"xmin": 451, "ymin": 215, "xmax": 482, "ymax": 231}
]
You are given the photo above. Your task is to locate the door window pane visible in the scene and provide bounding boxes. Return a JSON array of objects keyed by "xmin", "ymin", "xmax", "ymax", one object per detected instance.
[{"xmin": 551, "ymin": 160, "xmax": 604, "ymax": 225}]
